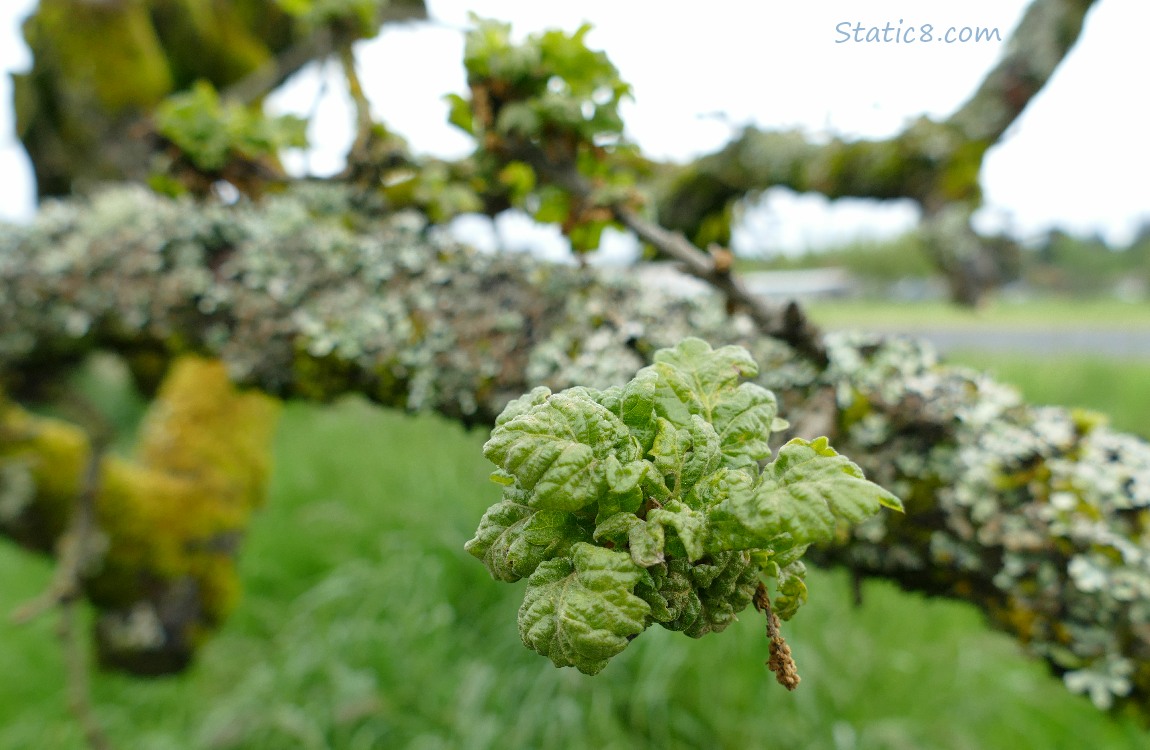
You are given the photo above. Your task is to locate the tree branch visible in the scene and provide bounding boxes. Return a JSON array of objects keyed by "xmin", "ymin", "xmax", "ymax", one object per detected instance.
[
  {"xmin": 496, "ymin": 136, "xmax": 828, "ymax": 366},
  {"xmin": 651, "ymin": 0, "xmax": 1098, "ymax": 303}
]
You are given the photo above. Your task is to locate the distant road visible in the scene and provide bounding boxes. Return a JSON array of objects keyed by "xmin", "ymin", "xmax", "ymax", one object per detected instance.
[{"xmin": 835, "ymin": 328, "xmax": 1150, "ymax": 358}]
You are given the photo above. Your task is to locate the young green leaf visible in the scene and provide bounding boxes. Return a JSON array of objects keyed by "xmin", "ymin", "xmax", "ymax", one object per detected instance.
[
  {"xmin": 710, "ymin": 437, "xmax": 903, "ymax": 548},
  {"xmin": 471, "ymin": 337, "xmax": 901, "ymax": 678},
  {"xmin": 593, "ymin": 512, "xmax": 665, "ymax": 567},
  {"xmin": 484, "ymin": 392, "xmax": 637, "ymax": 511},
  {"xmin": 494, "ymin": 385, "xmax": 551, "ymax": 426},
  {"xmin": 710, "ymin": 382, "xmax": 782, "ymax": 467},
  {"xmin": 518, "ymin": 543, "xmax": 651, "ymax": 674},
  {"xmin": 646, "ymin": 500, "xmax": 708, "ymax": 562},
  {"xmin": 649, "ymin": 415, "xmax": 721, "ymax": 497},
  {"xmin": 686, "ymin": 551, "xmax": 760, "ymax": 637},
  {"xmin": 643, "ymin": 338, "xmax": 760, "ymax": 426},
  {"xmin": 771, "ymin": 560, "xmax": 809, "ymax": 621},
  {"xmin": 465, "ymin": 491, "xmax": 591, "ymax": 581}
]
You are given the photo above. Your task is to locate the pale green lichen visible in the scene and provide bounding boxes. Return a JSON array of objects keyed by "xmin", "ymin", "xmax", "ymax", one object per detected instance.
[{"xmin": 799, "ymin": 331, "xmax": 1150, "ymax": 714}]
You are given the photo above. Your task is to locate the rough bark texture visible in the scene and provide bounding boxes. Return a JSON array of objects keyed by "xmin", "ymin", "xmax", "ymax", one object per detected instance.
[
  {"xmin": 652, "ymin": 0, "xmax": 1098, "ymax": 303},
  {"xmin": 3, "ymin": 186, "xmax": 1150, "ymax": 717}
]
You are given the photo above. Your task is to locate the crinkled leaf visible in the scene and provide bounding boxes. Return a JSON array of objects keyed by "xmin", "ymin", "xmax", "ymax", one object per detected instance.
[
  {"xmin": 685, "ymin": 466, "xmax": 755, "ymax": 513},
  {"xmin": 596, "ymin": 484, "xmax": 644, "ymax": 519},
  {"xmin": 646, "ymin": 500, "xmax": 707, "ymax": 561},
  {"xmin": 495, "ymin": 386, "xmax": 551, "ymax": 426},
  {"xmin": 710, "ymin": 437, "xmax": 902, "ymax": 548},
  {"xmin": 465, "ymin": 496, "xmax": 590, "ymax": 581},
  {"xmin": 593, "ymin": 499, "xmax": 707, "ymax": 567},
  {"xmin": 484, "ymin": 393, "xmax": 637, "ymax": 511},
  {"xmin": 593, "ymin": 385, "xmax": 623, "ymax": 414},
  {"xmin": 489, "ymin": 469, "xmax": 515, "ymax": 486},
  {"xmin": 518, "ymin": 543, "xmax": 650, "ymax": 674},
  {"xmin": 618, "ymin": 368, "xmax": 658, "ymax": 452},
  {"xmin": 635, "ymin": 559, "xmax": 698, "ymax": 626},
  {"xmin": 771, "ymin": 560, "xmax": 809, "ymax": 621},
  {"xmin": 637, "ymin": 552, "xmax": 757, "ymax": 637},
  {"xmin": 594, "ymin": 512, "xmax": 664, "ymax": 567},
  {"xmin": 687, "ymin": 551, "xmax": 760, "ymax": 637},
  {"xmin": 752, "ymin": 541, "xmax": 810, "ymax": 572},
  {"xmin": 649, "ymin": 415, "xmax": 721, "ymax": 496},
  {"xmin": 604, "ymin": 454, "xmax": 648, "ymax": 494},
  {"xmin": 711, "ymin": 382, "xmax": 780, "ymax": 467},
  {"xmin": 641, "ymin": 338, "xmax": 759, "ymax": 428}
]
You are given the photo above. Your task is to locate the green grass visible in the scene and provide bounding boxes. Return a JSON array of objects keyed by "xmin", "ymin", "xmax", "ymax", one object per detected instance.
[
  {"xmin": 806, "ymin": 298, "xmax": 1150, "ymax": 330},
  {"xmin": 3, "ymin": 378, "xmax": 1150, "ymax": 748},
  {"xmin": 947, "ymin": 352, "xmax": 1150, "ymax": 438}
]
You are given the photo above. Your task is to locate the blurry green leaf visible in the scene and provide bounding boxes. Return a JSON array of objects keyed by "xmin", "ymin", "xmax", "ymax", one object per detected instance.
[
  {"xmin": 498, "ymin": 161, "xmax": 536, "ymax": 200},
  {"xmin": 156, "ymin": 81, "xmax": 308, "ymax": 172},
  {"xmin": 534, "ymin": 186, "xmax": 570, "ymax": 225},
  {"xmin": 496, "ymin": 102, "xmax": 540, "ymax": 136},
  {"xmin": 445, "ymin": 93, "xmax": 474, "ymax": 134},
  {"xmin": 568, "ymin": 219, "xmax": 608, "ymax": 253}
]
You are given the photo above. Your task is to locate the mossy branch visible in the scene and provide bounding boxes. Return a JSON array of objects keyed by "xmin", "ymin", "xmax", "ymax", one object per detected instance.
[{"xmin": 2, "ymin": 355, "xmax": 280, "ymax": 675}]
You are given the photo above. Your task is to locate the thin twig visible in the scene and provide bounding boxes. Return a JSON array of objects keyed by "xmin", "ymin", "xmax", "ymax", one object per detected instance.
[
  {"xmin": 10, "ymin": 414, "xmax": 114, "ymax": 748},
  {"xmin": 58, "ymin": 442, "xmax": 115, "ymax": 750},
  {"xmin": 499, "ymin": 138, "xmax": 829, "ymax": 366},
  {"xmin": 12, "ymin": 436, "xmax": 107, "ymax": 625},
  {"xmin": 338, "ymin": 42, "xmax": 377, "ymax": 169},
  {"xmin": 222, "ymin": 29, "xmax": 335, "ymax": 106},
  {"xmin": 59, "ymin": 599, "xmax": 115, "ymax": 750},
  {"xmin": 612, "ymin": 206, "xmax": 828, "ymax": 366}
]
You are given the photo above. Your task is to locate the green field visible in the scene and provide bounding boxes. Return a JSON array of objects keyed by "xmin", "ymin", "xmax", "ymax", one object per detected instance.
[{"xmin": 2, "ymin": 350, "xmax": 1149, "ymax": 748}]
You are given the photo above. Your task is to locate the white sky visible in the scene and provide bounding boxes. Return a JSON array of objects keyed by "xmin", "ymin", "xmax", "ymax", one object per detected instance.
[{"xmin": 2, "ymin": 0, "xmax": 1148, "ymax": 257}]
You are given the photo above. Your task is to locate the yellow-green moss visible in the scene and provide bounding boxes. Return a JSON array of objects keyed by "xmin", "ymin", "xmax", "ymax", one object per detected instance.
[
  {"xmin": 29, "ymin": 0, "xmax": 175, "ymax": 112},
  {"xmin": 1, "ymin": 357, "xmax": 280, "ymax": 670},
  {"xmin": 89, "ymin": 356, "xmax": 280, "ymax": 622},
  {"xmin": 0, "ymin": 397, "xmax": 90, "ymax": 550}
]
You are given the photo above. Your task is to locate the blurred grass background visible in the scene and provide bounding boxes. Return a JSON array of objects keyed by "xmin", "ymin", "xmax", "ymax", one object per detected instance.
[{"xmin": 2, "ymin": 315, "xmax": 1149, "ymax": 749}]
